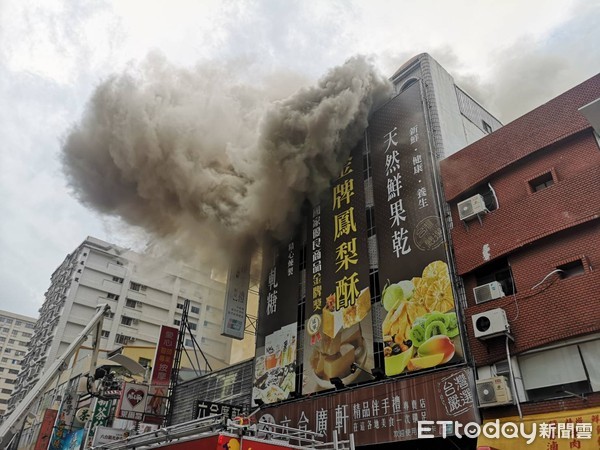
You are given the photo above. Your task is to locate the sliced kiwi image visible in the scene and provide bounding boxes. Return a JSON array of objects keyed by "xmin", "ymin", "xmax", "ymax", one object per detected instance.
[
  {"xmin": 409, "ymin": 325, "xmax": 427, "ymax": 347},
  {"xmin": 424, "ymin": 320, "xmax": 447, "ymax": 340}
]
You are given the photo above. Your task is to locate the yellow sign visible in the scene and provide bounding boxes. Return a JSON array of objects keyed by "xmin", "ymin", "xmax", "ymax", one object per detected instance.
[{"xmin": 476, "ymin": 407, "xmax": 600, "ymax": 450}]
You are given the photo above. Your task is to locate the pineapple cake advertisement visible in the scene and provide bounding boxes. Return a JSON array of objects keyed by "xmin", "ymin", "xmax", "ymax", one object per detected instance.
[
  {"xmin": 302, "ymin": 143, "xmax": 375, "ymax": 394},
  {"xmin": 367, "ymin": 80, "xmax": 464, "ymax": 376}
]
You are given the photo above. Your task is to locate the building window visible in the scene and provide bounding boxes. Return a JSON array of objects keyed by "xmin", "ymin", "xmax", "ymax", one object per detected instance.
[
  {"xmin": 25, "ymin": 323, "xmax": 34, "ymax": 329},
  {"xmin": 130, "ymin": 282, "xmax": 146, "ymax": 292},
  {"xmin": 115, "ymin": 334, "xmax": 134, "ymax": 345},
  {"xmin": 126, "ymin": 299, "xmax": 138, "ymax": 308},
  {"xmin": 474, "ymin": 258, "xmax": 516, "ymax": 301},
  {"xmin": 112, "ymin": 276, "xmax": 124, "ymax": 284},
  {"xmin": 21, "ymin": 333, "xmax": 31, "ymax": 338},
  {"xmin": 8, "ymin": 339, "xmax": 14, "ymax": 344},
  {"xmin": 557, "ymin": 259, "xmax": 586, "ymax": 279},
  {"xmin": 176, "ymin": 303, "xmax": 184, "ymax": 310},
  {"xmin": 8, "ymin": 369, "xmax": 18, "ymax": 375},
  {"xmin": 191, "ymin": 306, "xmax": 200, "ymax": 314},
  {"xmin": 174, "ymin": 319, "xmax": 181, "ymax": 326},
  {"xmin": 519, "ymin": 340, "xmax": 599, "ymax": 401},
  {"xmin": 185, "ymin": 339, "xmax": 193, "ymax": 347},
  {"xmin": 399, "ymin": 77, "xmax": 418, "ymax": 93},
  {"xmin": 138, "ymin": 357, "xmax": 151, "ymax": 368},
  {"xmin": 528, "ymin": 171, "xmax": 555, "ymax": 193},
  {"xmin": 188, "ymin": 323, "xmax": 197, "ymax": 331},
  {"xmin": 101, "ymin": 330, "xmax": 110, "ymax": 338},
  {"xmin": 121, "ymin": 316, "xmax": 133, "ymax": 326},
  {"xmin": 107, "ymin": 293, "xmax": 119, "ymax": 300},
  {"xmin": 482, "ymin": 120, "xmax": 493, "ymax": 134},
  {"xmin": 15, "ymin": 321, "xmax": 22, "ymax": 326}
]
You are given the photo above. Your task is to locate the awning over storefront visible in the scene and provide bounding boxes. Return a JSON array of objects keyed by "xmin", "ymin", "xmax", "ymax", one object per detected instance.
[{"xmin": 476, "ymin": 407, "xmax": 600, "ymax": 450}]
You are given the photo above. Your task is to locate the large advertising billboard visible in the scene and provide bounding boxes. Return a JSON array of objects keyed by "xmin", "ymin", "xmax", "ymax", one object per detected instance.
[
  {"xmin": 368, "ymin": 81, "xmax": 463, "ymax": 377},
  {"xmin": 302, "ymin": 149, "xmax": 375, "ymax": 394},
  {"xmin": 258, "ymin": 367, "xmax": 478, "ymax": 446},
  {"xmin": 253, "ymin": 234, "xmax": 300, "ymax": 404}
]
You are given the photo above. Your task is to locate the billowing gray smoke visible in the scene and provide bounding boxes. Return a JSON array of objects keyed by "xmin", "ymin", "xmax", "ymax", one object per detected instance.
[{"xmin": 61, "ymin": 54, "xmax": 392, "ymax": 265}]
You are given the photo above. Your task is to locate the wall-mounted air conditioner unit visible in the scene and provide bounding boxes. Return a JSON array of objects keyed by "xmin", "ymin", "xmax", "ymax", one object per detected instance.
[
  {"xmin": 476, "ymin": 376, "xmax": 513, "ymax": 407},
  {"xmin": 474, "ymin": 281, "xmax": 505, "ymax": 304},
  {"xmin": 472, "ymin": 308, "xmax": 509, "ymax": 339},
  {"xmin": 458, "ymin": 194, "xmax": 488, "ymax": 221}
]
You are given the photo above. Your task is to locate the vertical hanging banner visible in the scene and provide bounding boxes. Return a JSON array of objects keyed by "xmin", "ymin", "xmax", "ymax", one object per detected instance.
[
  {"xmin": 302, "ymin": 145, "xmax": 375, "ymax": 394},
  {"xmin": 49, "ymin": 381, "xmax": 77, "ymax": 450},
  {"xmin": 145, "ymin": 325, "xmax": 179, "ymax": 424},
  {"xmin": 150, "ymin": 325, "xmax": 179, "ymax": 386},
  {"xmin": 34, "ymin": 409, "xmax": 57, "ymax": 450},
  {"xmin": 86, "ymin": 398, "xmax": 112, "ymax": 447},
  {"xmin": 368, "ymin": 81, "xmax": 463, "ymax": 377},
  {"xmin": 222, "ymin": 261, "xmax": 251, "ymax": 339},
  {"xmin": 253, "ymin": 232, "xmax": 300, "ymax": 405}
]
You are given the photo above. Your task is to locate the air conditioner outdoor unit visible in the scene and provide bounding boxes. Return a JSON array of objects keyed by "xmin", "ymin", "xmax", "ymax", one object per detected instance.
[
  {"xmin": 476, "ymin": 376, "xmax": 513, "ymax": 407},
  {"xmin": 457, "ymin": 194, "xmax": 488, "ymax": 221},
  {"xmin": 474, "ymin": 281, "xmax": 505, "ymax": 304},
  {"xmin": 472, "ymin": 308, "xmax": 509, "ymax": 339}
]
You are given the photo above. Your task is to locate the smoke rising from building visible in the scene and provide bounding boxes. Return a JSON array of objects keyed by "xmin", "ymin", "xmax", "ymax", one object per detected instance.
[{"xmin": 61, "ymin": 54, "xmax": 392, "ymax": 266}]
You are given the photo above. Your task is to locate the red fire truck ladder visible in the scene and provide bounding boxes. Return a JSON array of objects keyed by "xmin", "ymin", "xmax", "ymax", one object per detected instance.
[{"xmin": 90, "ymin": 414, "xmax": 355, "ymax": 450}]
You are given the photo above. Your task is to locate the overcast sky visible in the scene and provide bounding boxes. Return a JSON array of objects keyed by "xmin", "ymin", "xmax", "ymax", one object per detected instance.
[{"xmin": 1, "ymin": 0, "xmax": 599, "ymax": 318}]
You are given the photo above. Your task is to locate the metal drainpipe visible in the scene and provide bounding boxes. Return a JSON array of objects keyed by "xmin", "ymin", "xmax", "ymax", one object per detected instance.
[{"xmin": 506, "ymin": 334, "xmax": 523, "ymax": 420}]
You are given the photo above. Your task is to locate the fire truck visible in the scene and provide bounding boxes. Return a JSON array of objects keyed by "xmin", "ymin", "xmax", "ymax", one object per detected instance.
[{"xmin": 89, "ymin": 414, "xmax": 355, "ymax": 450}]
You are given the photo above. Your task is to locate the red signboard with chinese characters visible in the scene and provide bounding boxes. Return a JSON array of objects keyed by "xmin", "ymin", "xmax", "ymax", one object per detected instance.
[
  {"xmin": 257, "ymin": 367, "xmax": 479, "ymax": 446},
  {"xmin": 151, "ymin": 325, "xmax": 179, "ymax": 386},
  {"xmin": 34, "ymin": 408, "xmax": 57, "ymax": 450}
]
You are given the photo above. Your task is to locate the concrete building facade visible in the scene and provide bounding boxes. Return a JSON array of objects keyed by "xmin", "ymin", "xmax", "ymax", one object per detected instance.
[
  {"xmin": 0, "ymin": 311, "xmax": 36, "ymax": 421},
  {"xmin": 8, "ymin": 236, "xmax": 235, "ymax": 413},
  {"xmin": 440, "ymin": 74, "xmax": 600, "ymax": 448}
]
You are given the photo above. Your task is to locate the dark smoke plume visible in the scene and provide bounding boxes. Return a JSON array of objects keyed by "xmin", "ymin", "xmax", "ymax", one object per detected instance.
[{"xmin": 61, "ymin": 54, "xmax": 392, "ymax": 266}]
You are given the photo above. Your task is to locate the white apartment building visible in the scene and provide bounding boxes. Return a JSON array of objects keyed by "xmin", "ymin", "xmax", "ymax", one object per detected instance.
[
  {"xmin": 9, "ymin": 236, "xmax": 234, "ymax": 411},
  {"xmin": 0, "ymin": 310, "xmax": 36, "ymax": 420}
]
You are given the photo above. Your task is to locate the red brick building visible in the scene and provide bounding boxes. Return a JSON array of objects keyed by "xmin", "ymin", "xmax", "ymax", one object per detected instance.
[{"xmin": 440, "ymin": 75, "xmax": 600, "ymax": 448}]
